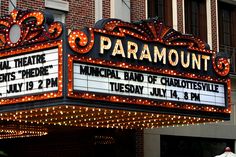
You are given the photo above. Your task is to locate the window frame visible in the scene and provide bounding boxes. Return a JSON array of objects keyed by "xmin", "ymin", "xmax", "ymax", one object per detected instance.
[
  {"xmin": 45, "ymin": 9, "xmax": 66, "ymax": 23},
  {"xmin": 184, "ymin": 0, "xmax": 207, "ymax": 41},
  {"xmin": 147, "ymin": 0, "xmax": 173, "ymax": 26}
]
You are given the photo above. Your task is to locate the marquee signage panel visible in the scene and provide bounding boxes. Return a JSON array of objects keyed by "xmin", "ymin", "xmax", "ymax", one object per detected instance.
[
  {"xmin": 0, "ymin": 48, "xmax": 58, "ymax": 98},
  {"xmin": 73, "ymin": 63, "xmax": 226, "ymax": 107},
  {"xmin": 0, "ymin": 9, "xmax": 64, "ymax": 105},
  {"xmin": 68, "ymin": 18, "xmax": 231, "ymax": 116}
]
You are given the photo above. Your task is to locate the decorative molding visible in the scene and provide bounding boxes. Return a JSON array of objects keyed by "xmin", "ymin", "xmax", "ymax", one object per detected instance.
[
  {"xmin": 145, "ymin": 0, "xmax": 148, "ymax": 19},
  {"xmin": 0, "ymin": 9, "xmax": 63, "ymax": 50},
  {"xmin": 177, "ymin": 0, "xmax": 184, "ymax": 33},
  {"xmin": 45, "ymin": 0, "xmax": 69, "ymax": 12},
  {"xmin": 172, "ymin": 0, "xmax": 178, "ymax": 30},
  {"xmin": 216, "ymin": 0, "xmax": 219, "ymax": 51},
  {"xmin": 206, "ymin": 0, "xmax": 212, "ymax": 49},
  {"xmin": 182, "ymin": 0, "xmax": 185, "ymax": 33},
  {"xmin": 95, "ymin": 0, "xmax": 103, "ymax": 22},
  {"xmin": 110, "ymin": 0, "xmax": 115, "ymax": 18}
]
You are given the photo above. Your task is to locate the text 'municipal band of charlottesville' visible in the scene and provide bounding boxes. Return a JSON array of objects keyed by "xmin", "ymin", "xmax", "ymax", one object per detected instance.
[{"xmin": 74, "ymin": 63, "xmax": 225, "ymax": 107}]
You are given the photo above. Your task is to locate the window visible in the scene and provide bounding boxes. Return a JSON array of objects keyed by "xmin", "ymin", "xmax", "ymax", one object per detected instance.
[
  {"xmin": 218, "ymin": 2, "xmax": 236, "ymax": 47},
  {"xmin": 147, "ymin": 0, "xmax": 172, "ymax": 26},
  {"xmin": 45, "ymin": 0, "xmax": 69, "ymax": 12},
  {"xmin": 221, "ymin": 9, "xmax": 231, "ymax": 46},
  {"xmin": 46, "ymin": 9, "xmax": 65, "ymax": 23},
  {"xmin": 95, "ymin": 0, "xmax": 103, "ymax": 22},
  {"xmin": 185, "ymin": 0, "xmax": 207, "ymax": 41},
  {"xmin": 218, "ymin": 2, "xmax": 236, "ymax": 73},
  {"xmin": 9, "ymin": 0, "xmax": 17, "ymax": 12},
  {"xmin": 111, "ymin": 0, "xmax": 130, "ymax": 22},
  {"xmin": 45, "ymin": 0, "xmax": 69, "ymax": 23}
]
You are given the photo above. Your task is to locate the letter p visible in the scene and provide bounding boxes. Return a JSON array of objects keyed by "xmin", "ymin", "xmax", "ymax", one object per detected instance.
[{"xmin": 100, "ymin": 36, "xmax": 111, "ymax": 54}]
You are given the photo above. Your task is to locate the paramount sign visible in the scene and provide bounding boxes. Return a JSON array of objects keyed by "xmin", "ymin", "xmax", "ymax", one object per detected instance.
[{"xmin": 68, "ymin": 18, "xmax": 230, "ymax": 109}]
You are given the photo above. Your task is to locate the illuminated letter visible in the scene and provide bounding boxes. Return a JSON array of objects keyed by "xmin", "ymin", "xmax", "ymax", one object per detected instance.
[
  {"xmin": 154, "ymin": 46, "xmax": 166, "ymax": 64},
  {"xmin": 168, "ymin": 49, "xmax": 179, "ymax": 66},
  {"xmin": 127, "ymin": 41, "xmax": 138, "ymax": 59},
  {"xmin": 112, "ymin": 39, "xmax": 125, "ymax": 58},
  {"xmin": 181, "ymin": 51, "xmax": 190, "ymax": 68},
  {"xmin": 192, "ymin": 53, "xmax": 201, "ymax": 70},
  {"xmin": 202, "ymin": 55, "xmax": 210, "ymax": 71},
  {"xmin": 140, "ymin": 44, "xmax": 152, "ymax": 62},
  {"xmin": 100, "ymin": 36, "xmax": 111, "ymax": 54}
]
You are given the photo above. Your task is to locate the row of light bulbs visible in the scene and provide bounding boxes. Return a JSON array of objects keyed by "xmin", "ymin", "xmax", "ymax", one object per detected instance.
[{"xmin": 0, "ymin": 105, "xmax": 223, "ymax": 134}]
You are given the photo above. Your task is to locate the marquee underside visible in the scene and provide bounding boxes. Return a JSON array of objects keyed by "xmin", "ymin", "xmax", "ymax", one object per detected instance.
[{"xmin": 0, "ymin": 104, "xmax": 224, "ymax": 139}]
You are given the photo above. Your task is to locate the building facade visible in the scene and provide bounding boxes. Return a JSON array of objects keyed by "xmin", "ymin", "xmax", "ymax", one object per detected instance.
[{"xmin": 0, "ymin": 0, "xmax": 235, "ymax": 157}]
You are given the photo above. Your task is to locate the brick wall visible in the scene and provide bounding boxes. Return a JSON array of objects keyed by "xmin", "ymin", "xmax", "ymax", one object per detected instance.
[
  {"xmin": 66, "ymin": 0, "xmax": 95, "ymax": 29},
  {"xmin": 0, "ymin": 0, "xmax": 9, "ymax": 16},
  {"xmin": 17, "ymin": 0, "xmax": 44, "ymax": 11},
  {"xmin": 0, "ymin": 0, "xmax": 44, "ymax": 17},
  {"xmin": 103, "ymin": 0, "xmax": 110, "ymax": 18},
  {"xmin": 130, "ymin": 0, "xmax": 146, "ymax": 22},
  {"xmin": 211, "ymin": 0, "xmax": 218, "ymax": 51},
  {"xmin": 136, "ymin": 130, "xmax": 144, "ymax": 157},
  {"xmin": 177, "ymin": 0, "xmax": 184, "ymax": 33}
]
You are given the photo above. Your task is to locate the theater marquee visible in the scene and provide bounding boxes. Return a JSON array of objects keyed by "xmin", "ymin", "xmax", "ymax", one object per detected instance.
[
  {"xmin": 0, "ymin": 10, "xmax": 232, "ymax": 137},
  {"xmin": 68, "ymin": 18, "xmax": 231, "ymax": 118},
  {"xmin": 0, "ymin": 9, "xmax": 63, "ymax": 105}
]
